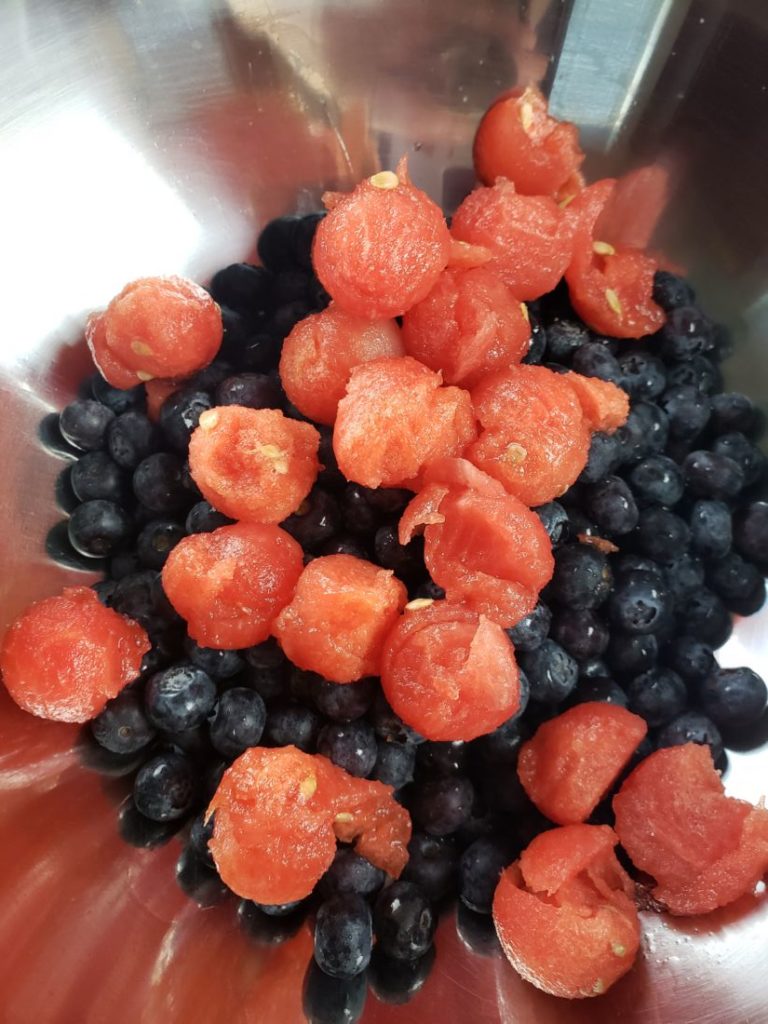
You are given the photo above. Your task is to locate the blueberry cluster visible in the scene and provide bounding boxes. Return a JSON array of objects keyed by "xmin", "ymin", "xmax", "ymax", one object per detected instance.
[{"xmin": 45, "ymin": 214, "xmax": 768, "ymax": 1022}]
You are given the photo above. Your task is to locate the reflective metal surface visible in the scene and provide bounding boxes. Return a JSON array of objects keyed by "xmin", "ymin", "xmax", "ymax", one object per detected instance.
[{"xmin": 1, "ymin": 1, "xmax": 767, "ymax": 1021}]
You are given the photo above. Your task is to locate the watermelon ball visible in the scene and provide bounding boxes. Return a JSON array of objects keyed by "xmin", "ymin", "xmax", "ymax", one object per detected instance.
[
  {"xmin": 161, "ymin": 522, "xmax": 303, "ymax": 649},
  {"xmin": 468, "ymin": 364, "xmax": 591, "ymax": 507},
  {"xmin": 207, "ymin": 745, "xmax": 411, "ymax": 905},
  {"xmin": 450, "ymin": 179, "xmax": 575, "ymax": 301},
  {"xmin": 401, "ymin": 265, "xmax": 531, "ymax": 388},
  {"xmin": 0, "ymin": 586, "xmax": 150, "ymax": 722},
  {"xmin": 613, "ymin": 742, "xmax": 768, "ymax": 915},
  {"xmin": 380, "ymin": 600, "xmax": 522, "ymax": 742},
  {"xmin": 86, "ymin": 276, "xmax": 223, "ymax": 389},
  {"xmin": 492, "ymin": 824, "xmax": 640, "ymax": 998},
  {"xmin": 399, "ymin": 459, "xmax": 554, "ymax": 628},
  {"xmin": 473, "ymin": 85, "xmax": 585, "ymax": 198},
  {"xmin": 312, "ymin": 157, "xmax": 451, "ymax": 319},
  {"xmin": 272, "ymin": 554, "xmax": 407, "ymax": 684},
  {"xmin": 279, "ymin": 305, "xmax": 404, "ymax": 426},
  {"xmin": 517, "ymin": 702, "xmax": 648, "ymax": 825},
  {"xmin": 333, "ymin": 356, "xmax": 477, "ymax": 489},
  {"xmin": 188, "ymin": 406, "xmax": 320, "ymax": 524}
]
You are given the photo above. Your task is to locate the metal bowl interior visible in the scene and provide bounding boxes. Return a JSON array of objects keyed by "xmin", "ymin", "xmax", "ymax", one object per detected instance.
[{"xmin": 1, "ymin": 2, "xmax": 767, "ymax": 1022}]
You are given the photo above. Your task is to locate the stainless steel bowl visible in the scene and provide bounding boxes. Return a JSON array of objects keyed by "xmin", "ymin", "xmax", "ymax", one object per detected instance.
[{"xmin": 1, "ymin": 1, "xmax": 767, "ymax": 1021}]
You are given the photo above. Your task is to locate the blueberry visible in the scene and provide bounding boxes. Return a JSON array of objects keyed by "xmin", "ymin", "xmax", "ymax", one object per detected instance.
[
  {"xmin": 314, "ymin": 893, "xmax": 373, "ymax": 979},
  {"xmin": 656, "ymin": 711, "xmax": 724, "ymax": 765},
  {"xmin": 519, "ymin": 639, "xmax": 579, "ymax": 703},
  {"xmin": 92, "ymin": 578, "xmax": 118, "ymax": 605},
  {"xmin": 571, "ymin": 342, "xmax": 622, "ymax": 383},
  {"xmin": 107, "ymin": 411, "xmax": 162, "ymax": 469},
  {"xmin": 653, "ymin": 271, "xmax": 695, "ymax": 311},
  {"xmin": 416, "ymin": 741, "xmax": 467, "ymax": 778},
  {"xmin": 264, "ymin": 702, "xmax": 321, "ymax": 752},
  {"xmin": 252, "ymin": 898, "xmax": 307, "ymax": 918},
  {"xmin": 238, "ymin": 331, "xmax": 282, "ymax": 374},
  {"xmin": 548, "ymin": 543, "xmax": 612, "ymax": 609},
  {"xmin": 302, "ymin": 960, "xmax": 367, "ymax": 1024},
  {"xmin": 682, "ymin": 450, "xmax": 744, "ymax": 499},
  {"xmin": 268, "ymin": 300, "xmax": 312, "ymax": 339},
  {"xmin": 209, "ymin": 262, "xmax": 274, "ymax": 316},
  {"xmin": 159, "ymin": 389, "xmax": 213, "ymax": 452},
  {"xmin": 188, "ymin": 811, "xmax": 215, "ymax": 868},
  {"xmin": 660, "ymin": 551, "xmax": 706, "ymax": 605},
  {"xmin": 319, "ymin": 848, "xmax": 386, "ymax": 900},
  {"xmin": 91, "ymin": 690, "xmax": 156, "ymax": 754},
  {"xmin": 238, "ymin": 663, "xmax": 286, "ymax": 702},
  {"xmin": 133, "ymin": 750, "xmax": 197, "ymax": 821},
  {"xmin": 578, "ymin": 432, "xmax": 623, "ymax": 484},
  {"xmin": 402, "ymin": 833, "xmax": 458, "ymax": 902},
  {"xmin": 374, "ymin": 881, "xmax": 436, "ymax": 961},
  {"xmin": 578, "ymin": 656, "xmax": 613, "ymax": 681},
  {"xmin": 571, "ymin": 677, "xmax": 629, "ymax": 707},
  {"xmin": 410, "ymin": 776, "xmax": 474, "ymax": 836},
  {"xmin": 69, "ymin": 451, "xmax": 129, "ymax": 505},
  {"xmin": 373, "ymin": 525, "xmax": 424, "ymax": 582},
  {"xmin": 625, "ymin": 667, "xmax": 687, "ymax": 727},
  {"xmin": 633, "ymin": 507, "xmax": 691, "ymax": 562},
  {"xmin": 522, "ymin": 310, "xmax": 546, "ymax": 364},
  {"xmin": 110, "ymin": 570, "xmax": 175, "ymax": 631},
  {"xmin": 118, "ymin": 797, "xmax": 181, "ymax": 848},
  {"xmin": 617, "ymin": 402, "xmax": 670, "ymax": 462},
  {"xmin": 612, "ymin": 553, "xmax": 664, "ymax": 579},
  {"xmin": 257, "ymin": 216, "xmax": 303, "ymax": 273},
  {"xmin": 68, "ymin": 499, "xmax": 133, "ymax": 557},
  {"xmin": 91, "ymin": 375, "xmax": 146, "ymax": 415},
  {"xmin": 282, "ymin": 489, "xmax": 341, "ymax": 551},
  {"xmin": 108, "ymin": 549, "xmax": 141, "ymax": 581},
  {"xmin": 608, "ymin": 571, "xmax": 672, "ymax": 634},
  {"xmin": 533, "ymin": 501, "xmax": 569, "ymax": 545},
  {"xmin": 215, "ymin": 373, "xmax": 282, "ymax": 410},
  {"xmin": 136, "ymin": 519, "xmax": 184, "ymax": 569},
  {"xmin": 659, "ymin": 385, "xmax": 711, "ymax": 442},
  {"xmin": 688, "ymin": 500, "xmax": 732, "ymax": 559},
  {"xmin": 310, "ymin": 676, "xmax": 375, "ymax": 722},
  {"xmin": 659, "ymin": 306, "xmax": 715, "ymax": 361},
  {"xmin": 371, "ymin": 741, "xmax": 416, "ymax": 789},
  {"xmin": 545, "ymin": 318, "xmax": 589, "ymax": 361},
  {"xmin": 733, "ymin": 501, "xmax": 768, "ymax": 566},
  {"xmin": 185, "ymin": 500, "xmax": 233, "ymax": 534},
  {"xmin": 243, "ymin": 638, "xmax": 286, "ymax": 670},
  {"xmin": 710, "ymin": 393, "xmax": 759, "ymax": 437},
  {"xmin": 707, "ymin": 552, "xmax": 766, "ymax": 615},
  {"xmin": 412, "ymin": 579, "xmax": 446, "ymax": 602},
  {"xmin": 187, "ymin": 360, "xmax": 236, "ymax": 394},
  {"xmin": 700, "ymin": 667, "xmax": 767, "ymax": 729},
  {"xmin": 133, "ymin": 453, "xmax": 191, "ymax": 513},
  {"xmin": 175, "ymin": 844, "xmax": 230, "ymax": 907},
  {"xmin": 583, "ymin": 476, "xmax": 639, "ymax": 536},
  {"xmin": 665, "ymin": 354, "xmax": 721, "ymax": 395},
  {"xmin": 712, "ymin": 432, "xmax": 766, "ymax": 487},
  {"xmin": 145, "ymin": 664, "xmax": 217, "ymax": 732},
  {"xmin": 550, "ymin": 608, "xmax": 609, "ymax": 661},
  {"xmin": 60, "ymin": 400, "xmax": 117, "ymax": 454},
  {"xmin": 506, "ymin": 601, "xmax": 551, "ymax": 651},
  {"xmin": 617, "ymin": 349, "xmax": 667, "ymax": 400},
  {"xmin": 177, "ymin": 641, "xmax": 242, "ymax": 684},
  {"xmin": 368, "ymin": 945, "xmax": 435, "ymax": 1005},
  {"xmin": 239, "ymin": 898, "xmax": 307, "ymax": 947},
  {"xmin": 678, "ymin": 588, "xmax": 733, "ymax": 648},
  {"xmin": 371, "ymin": 692, "xmax": 424, "ymax": 746},
  {"xmin": 665, "ymin": 636, "xmax": 715, "ymax": 685},
  {"xmin": 317, "ymin": 721, "xmax": 378, "ymax": 778},
  {"xmin": 341, "ymin": 484, "xmax": 378, "ymax": 537},
  {"xmin": 473, "ymin": 712, "xmax": 529, "ymax": 765},
  {"xmin": 459, "ymin": 837, "xmax": 511, "ymax": 914},
  {"xmin": 627, "ymin": 455, "xmax": 684, "ymax": 507}
]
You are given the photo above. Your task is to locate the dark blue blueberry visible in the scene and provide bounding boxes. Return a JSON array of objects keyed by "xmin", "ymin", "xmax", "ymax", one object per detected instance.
[
  {"xmin": 666, "ymin": 355, "xmax": 721, "ymax": 396},
  {"xmin": 368, "ymin": 945, "xmax": 435, "ymax": 1005},
  {"xmin": 459, "ymin": 837, "xmax": 512, "ymax": 915},
  {"xmin": 139, "ymin": 627, "xmax": 185, "ymax": 677},
  {"xmin": 282, "ymin": 489, "xmax": 341, "ymax": 551},
  {"xmin": 544, "ymin": 318, "xmax": 589, "ymax": 361},
  {"xmin": 371, "ymin": 740, "xmax": 416, "ymax": 789},
  {"xmin": 402, "ymin": 833, "xmax": 458, "ymax": 902},
  {"xmin": 243, "ymin": 638, "xmax": 286, "ymax": 670},
  {"xmin": 240, "ymin": 898, "xmax": 307, "ymax": 947},
  {"xmin": 159, "ymin": 388, "xmax": 214, "ymax": 452},
  {"xmin": 578, "ymin": 432, "xmax": 624, "ymax": 485},
  {"xmin": 550, "ymin": 608, "xmax": 609, "ymax": 661},
  {"xmin": 660, "ymin": 552, "xmax": 706, "ymax": 605},
  {"xmin": 268, "ymin": 300, "xmax": 312, "ymax": 340},
  {"xmin": 678, "ymin": 588, "xmax": 733, "ymax": 648},
  {"xmin": 59, "ymin": 399, "xmax": 115, "ymax": 451},
  {"xmin": 707, "ymin": 552, "xmax": 766, "ymax": 615},
  {"xmin": 710, "ymin": 393, "xmax": 759, "ymax": 437},
  {"xmin": 215, "ymin": 372, "xmax": 282, "ymax": 410},
  {"xmin": 70, "ymin": 451, "xmax": 129, "ymax": 504},
  {"xmin": 711, "ymin": 432, "xmax": 766, "ymax": 487},
  {"xmin": 659, "ymin": 385, "xmax": 711, "ymax": 442},
  {"xmin": 682, "ymin": 450, "xmax": 744, "ymax": 499},
  {"xmin": 175, "ymin": 844, "xmax": 230, "ymax": 907},
  {"xmin": 317, "ymin": 720, "xmax": 378, "ymax": 777},
  {"xmin": 608, "ymin": 570, "xmax": 672, "ymax": 634},
  {"xmin": 68, "ymin": 499, "xmax": 133, "ymax": 557},
  {"xmin": 287, "ymin": 666, "xmax": 320, "ymax": 704},
  {"xmin": 656, "ymin": 711, "xmax": 724, "ymax": 765},
  {"xmin": 188, "ymin": 811, "xmax": 215, "ymax": 868},
  {"xmin": 411, "ymin": 579, "xmax": 446, "ymax": 602},
  {"xmin": 666, "ymin": 636, "xmax": 715, "ymax": 685},
  {"xmin": 187, "ymin": 360, "xmax": 235, "ymax": 394},
  {"xmin": 416, "ymin": 741, "xmax": 467, "ymax": 778},
  {"xmin": 473, "ymin": 705, "xmax": 530, "ymax": 765},
  {"xmin": 133, "ymin": 750, "xmax": 197, "ymax": 821},
  {"xmin": 533, "ymin": 501, "xmax": 569, "ymax": 545},
  {"xmin": 549, "ymin": 543, "xmax": 612, "ymax": 609},
  {"xmin": 616, "ymin": 402, "xmax": 669, "ymax": 463},
  {"xmin": 320, "ymin": 848, "xmax": 386, "ymax": 899},
  {"xmin": 373, "ymin": 525, "xmax": 424, "ymax": 581},
  {"xmin": 634, "ymin": 507, "xmax": 691, "ymax": 562},
  {"xmin": 253, "ymin": 898, "xmax": 307, "ymax": 918},
  {"xmin": 91, "ymin": 375, "xmax": 145, "ymax": 415},
  {"xmin": 92, "ymin": 578, "xmax": 118, "ymax": 605},
  {"xmin": 209, "ymin": 262, "xmax": 274, "ymax": 316},
  {"xmin": 321, "ymin": 536, "xmax": 370, "ymax": 559},
  {"xmin": 688, "ymin": 500, "xmax": 732, "ymax": 559},
  {"xmin": 617, "ymin": 348, "xmax": 667, "ymax": 400},
  {"xmin": 182, "ymin": 638, "xmax": 243, "ymax": 680},
  {"xmin": 506, "ymin": 601, "xmax": 551, "ymax": 651},
  {"xmin": 653, "ymin": 271, "xmax": 695, "ymax": 311},
  {"xmin": 371, "ymin": 691, "xmax": 424, "ymax": 746},
  {"xmin": 238, "ymin": 663, "xmax": 286, "ymax": 702},
  {"xmin": 659, "ymin": 306, "xmax": 714, "ymax": 361},
  {"xmin": 578, "ymin": 656, "xmax": 613, "ymax": 681},
  {"xmin": 626, "ymin": 667, "xmax": 687, "ymax": 727},
  {"xmin": 91, "ymin": 689, "xmax": 156, "ymax": 754},
  {"xmin": 571, "ymin": 342, "xmax": 622, "ymax": 383},
  {"xmin": 627, "ymin": 455, "xmax": 684, "ymax": 507},
  {"xmin": 257, "ymin": 216, "xmax": 303, "ymax": 273},
  {"xmin": 110, "ymin": 570, "xmax": 173, "ymax": 631},
  {"xmin": 733, "ymin": 501, "xmax": 768, "ymax": 566},
  {"xmin": 185, "ymin": 500, "xmax": 233, "ymax": 534},
  {"xmin": 107, "ymin": 411, "xmax": 162, "ymax": 469},
  {"xmin": 410, "ymin": 775, "xmax": 474, "ymax": 837},
  {"xmin": 273, "ymin": 268, "xmax": 312, "ymax": 305},
  {"xmin": 133, "ymin": 452, "xmax": 191, "ymax": 513},
  {"xmin": 302, "ymin": 960, "xmax": 367, "ymax": 1024},
  {"xmin": 238, "ymin": 331, "xmax": 282, "ymax": 374},
  {"xmin": 310, "ymin": 676, "xmax": 375, "ymax": 722},
  {"xmin": 583, "ymin": 475, "xmax": 639, "ymax": 536},
  {"xmin": 264, "ymin": 701, "xmax": 321, "ymax": 752},
  {"xmin": 145, "ymin": 664, "xmax": 217, "ymax": 732},
  {"xmin": 519, "ymin": 639, "xmax": 579, "ymax": 703},
  {"xmin": 373, "ymin": 881, "xmax": 436, "ymax": 961},
  {"xmin": 572, "ymin": 677, "xmax": 628, "ymax": 707},
  {"xmin": 341, "ymin": 484, "xmax": 378, "ymax": 537},
  {"xmin": 316, "ymin": 427, "xmax": 345, "ymax": 490},
  {"xmin": 136, "ymin": 519, "xmax": 184, "ymax": 569},
  {"xmin": 118, "ymin": 797, "xmax": 181, "ymax": 848},
  {"xmin": 612, "ymin": 553, "xmax": 664, "ymax": 579},
  {"xmin": 522, "ymin": 309, "xmax": 546, "ymax": 364},
  {"xmin": 701, "ymin": 668, "xmax": 767, "ymax": 729}
]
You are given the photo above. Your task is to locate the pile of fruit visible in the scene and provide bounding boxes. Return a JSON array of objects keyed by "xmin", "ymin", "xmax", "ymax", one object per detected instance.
[{"xmin": 2, "ymin": 84, "xmax": 768, "ymax": 1014}]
